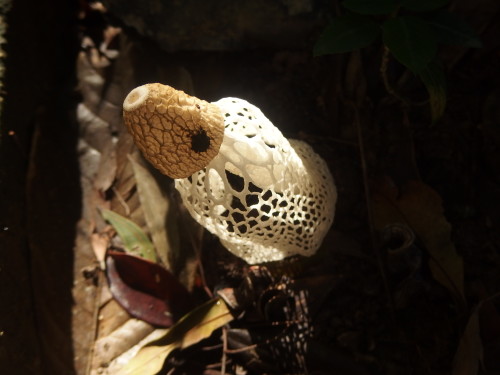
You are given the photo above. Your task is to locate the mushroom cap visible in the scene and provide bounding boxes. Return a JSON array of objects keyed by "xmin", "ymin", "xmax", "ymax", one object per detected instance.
[{"xmin": 123, "ymin": 83, "xmax": 224, "ymax": 179}]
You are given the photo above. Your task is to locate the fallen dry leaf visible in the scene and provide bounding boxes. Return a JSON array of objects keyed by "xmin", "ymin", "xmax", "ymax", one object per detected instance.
[
  {"xmin": 91, "ymin": 232, "xmax": 108, "ymax": 266},
  {"xmin": 371, "ymin": 178, "xmax": 464, "ymax": 303},
  {"xmin": 122, "ymin": 298, "xmax": 234, "ymax": 375},
  {"xmin": 92, "ymin": 318, "xmax": 154, "ymax": 370},
  {"xmin": 98, "ymin": 328, "xmax": 169, "ymax": 375}
]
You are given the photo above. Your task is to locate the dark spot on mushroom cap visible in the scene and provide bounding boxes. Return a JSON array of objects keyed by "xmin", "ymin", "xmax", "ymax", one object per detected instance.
[{"xmin": 191, "ymin": 129, "xmax": 211, "ymax": 153}]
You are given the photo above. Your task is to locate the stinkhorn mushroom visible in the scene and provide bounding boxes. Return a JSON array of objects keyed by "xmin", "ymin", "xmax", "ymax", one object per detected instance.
[{"xmin": 123, "ymin": 83, "xmax": 337, "ymax": 264}]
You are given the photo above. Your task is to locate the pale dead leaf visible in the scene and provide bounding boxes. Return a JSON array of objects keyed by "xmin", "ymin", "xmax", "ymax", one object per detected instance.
[
  {"xmin": 76, "ymin": 49, "xmax": 105, "ymax": 112},
  {"xmin": 100, "ymin": 26, "xmax": 121, "ymax": 59},
  {"xmin": 91, "ymin": 232, "xmax": 108, "ymax": 267},
  {"xmin": 97, "ymin": 298, "xmax": 130, "ymax": 339},
  {"xmin": 91, "ymin": 318, "xmax": 154, "ymax": 370},
  {"xmin": 76, "ymin": 103, "xmax": 117, "ymax": 192},
  {"xmin": 102, "ymin": 329, "xmax": 168, "ymax": 375},
  {"xmin": 94, "ymin": 146, "xmax": 117, "ymax": 193},
  {"xmin": 89, "ymin": 2, "xmax": 107, "ymax": 12}
]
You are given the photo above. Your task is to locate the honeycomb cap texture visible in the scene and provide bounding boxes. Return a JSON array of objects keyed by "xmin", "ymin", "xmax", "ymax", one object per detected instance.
[
  {"xmin": 123, "ymin": 83, "xmax": 224, "ymax": 179},
  {"xmin": 175, "ymin": 97, "xmax": 337, "ymax": 264}
]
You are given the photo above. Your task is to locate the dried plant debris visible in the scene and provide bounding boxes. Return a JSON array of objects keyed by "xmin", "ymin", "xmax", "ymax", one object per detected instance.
[
  {"xmin": 160, "ymin": 265, "xmax": 314, "ymax": 375},
  {"xmin": 121, "ymin": 298, "xmax": 234, "ymax": 375},
  {"xmin": 71, "ymin": 2, "xmax": 500, "ymax": 375},
  {"xmin": 226, "ymin": 266, "xmax": 313, "ymax": 374}
]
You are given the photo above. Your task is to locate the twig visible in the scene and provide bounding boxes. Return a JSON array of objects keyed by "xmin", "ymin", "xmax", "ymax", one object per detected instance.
[
  {"xmin": 350, "ymin": 102, "xmax": 395, "ymax": 319},
  {"xmin": 402, "ymin": 109, "xmax": 421, "ymax": 181},
  {"xmin": 225, "ymin": 344, "xmax": 259, "ymax": 354},
  {"xmin": 201, "ymin": 343, "xmax": 223, "ymax": 351},
  {"xmin": 193, "ymin": 228, "xmax": 213, "ymax": 298},
  {"xmin": 380, "ymin": 46, "xmax": 408, "ymax": 106},
  {"xmin": 112, "ymin": 186, "xmax": 130, "ymax": 216},
  {"xmin": 221, "ymin": 326, "xmax": 228, "ymax": 375},
  {"xmin": 205, "ymin": 359, "xmax": 232, "ymax": 369},
  {"xmin": 85, "ymin": 269, "xmax": 104, "ymax": 375}
]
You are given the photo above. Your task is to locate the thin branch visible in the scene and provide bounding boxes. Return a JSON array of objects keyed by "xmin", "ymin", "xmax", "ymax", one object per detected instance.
[
  {"xmin": 221, "ymin": 326, "xmax": 228, "ymax": 375},
  {"xmin": 193, "ymin": 228, "xmax": 213, "ymax": 298},
  {"xmin": 402, "ymin": 109, "xmax": 421, "ymax": 181},
  {"xmin": 112, "ymin": 186, "xmax": 130, "ymax": 216},
  {"xmin": 225, "ymin": 344, "xmax": 258, "ymax": 354},
  {"xmin": 351, "ymin": 102, "xmax": 395, "ymax": 319},
  {"xmin": 85, "ymin": 270, "xmax": 104, "ymax": 375},
  {"xmin": 380, "ymin": 46, "xmax": 408, "ymax": 105}
]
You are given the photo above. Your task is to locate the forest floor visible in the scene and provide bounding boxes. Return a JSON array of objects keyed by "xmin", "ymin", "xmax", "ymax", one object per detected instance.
[{"xmin": 1, "ymin": 1, "xmax": 500, "ymax": 374}]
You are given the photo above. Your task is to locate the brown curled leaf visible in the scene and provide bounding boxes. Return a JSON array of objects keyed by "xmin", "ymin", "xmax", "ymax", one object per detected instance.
[{"xmin": 371, "ymin": 178, "xmax": 464, "ymax": 304}]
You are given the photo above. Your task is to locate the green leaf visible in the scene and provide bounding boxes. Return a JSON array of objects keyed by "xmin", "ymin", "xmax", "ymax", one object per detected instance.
[
  {"xmin": 129, "ymin": 156, "xmax": 177, "ymax": 269},
  {"xmin": 122, "ymin": 298, "xmax": 234, "ymax": 375},
  {"xmin": 422, "ymin": 11, "xmax": 482, "ymax": 48},
  {"xmin": 400, "ymin": 0, "xmax": 449, "ymax": 12},
  {"xmin": 100, "ymin": 208, "xmax": 157, "ymax": 261},
  {"xmin": 314, "ymin": 15, "xmax": 380, "ymax": 56},
  {"xmin": 418, "ymin": 62, "xmax": 447, "ymax": 123},
  {"xmin": 382, "ymin": 16, "xmax": 437, "ymax": 72},
  {"xmin": 342, "ymin": 0, "xmax": 398, "ymax": 15}
]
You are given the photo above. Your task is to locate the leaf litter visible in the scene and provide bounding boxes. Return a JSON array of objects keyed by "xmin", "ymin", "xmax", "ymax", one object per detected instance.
[{"xmin": 70, "ymin": 2, "xmax": 500, "ymax": 374}]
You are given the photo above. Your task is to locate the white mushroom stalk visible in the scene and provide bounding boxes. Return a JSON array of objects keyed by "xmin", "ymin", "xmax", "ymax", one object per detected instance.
[{"xmin": 123, "ymin": 83, "xmax": 337, "ymax": 264}]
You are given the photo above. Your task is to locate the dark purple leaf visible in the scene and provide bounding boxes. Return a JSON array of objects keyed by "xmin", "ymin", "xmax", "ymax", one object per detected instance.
[{"xmin": 106, "ymin": 251, "xmax": 192, "ymax": 327}]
